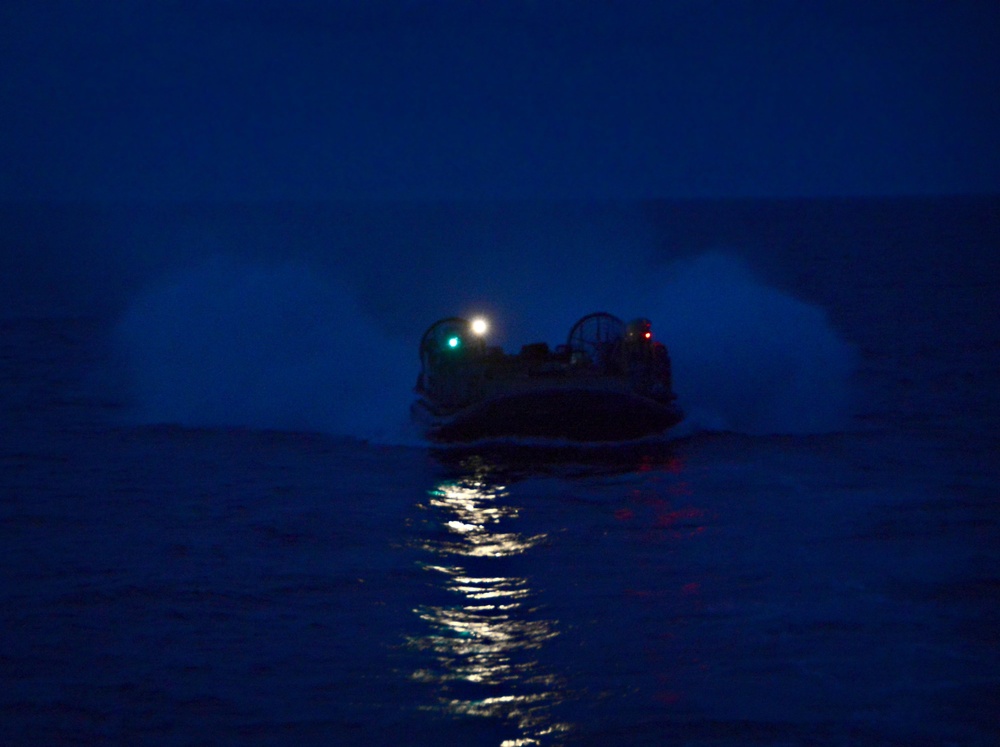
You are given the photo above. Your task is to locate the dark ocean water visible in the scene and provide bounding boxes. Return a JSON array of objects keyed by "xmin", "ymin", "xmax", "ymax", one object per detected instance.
[{"xmin": 2, "ymin": 198, "xmax": 999, "ymax": 745}]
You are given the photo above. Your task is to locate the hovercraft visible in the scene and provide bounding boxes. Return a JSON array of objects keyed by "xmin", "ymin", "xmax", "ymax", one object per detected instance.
[{"xmin": 412, "ymin": 312, "xmax": 683, "ymax": 443}]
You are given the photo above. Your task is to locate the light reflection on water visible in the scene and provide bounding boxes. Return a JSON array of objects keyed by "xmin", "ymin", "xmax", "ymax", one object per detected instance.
[{"xmin": 408, "ymin": 457, "xmax": 571, "ymax": 745}]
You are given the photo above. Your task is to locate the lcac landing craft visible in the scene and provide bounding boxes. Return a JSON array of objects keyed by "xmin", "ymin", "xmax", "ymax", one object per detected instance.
[{"xmin": 412, "ymin": 312, "xmax": 684, "ymax": 443}]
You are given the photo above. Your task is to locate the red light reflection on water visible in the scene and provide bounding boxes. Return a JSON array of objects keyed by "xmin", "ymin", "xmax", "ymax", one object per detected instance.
[
  {"xmin": 614, "ymin": 452, "xmax": 712, "ymax": 713},
  {"xmin": 614, "ymin": 507, "xmax": 635, "ymax": 521},
  {"xmin": 637, "ymin": 454, "xmax": 685, "ymax": 474},
  {"xmin": 615, "ymin": 499, "xmax": 708, "ymax": 542}
]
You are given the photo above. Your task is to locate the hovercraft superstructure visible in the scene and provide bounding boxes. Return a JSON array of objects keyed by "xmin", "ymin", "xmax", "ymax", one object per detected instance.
[{"xmin": 412, "ymin": 312, "xmax": 683, "ymax": 443}]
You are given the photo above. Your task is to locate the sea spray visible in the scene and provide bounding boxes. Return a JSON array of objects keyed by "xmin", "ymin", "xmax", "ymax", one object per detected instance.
[
  {"xmin": 116, "ymin": 246, "xmax": 856, "ymax": 440},
  {"xmin": 646, "ymin": 253, "xmax": 857, "ymax": 434},
  {"xmin": 116, "ymin": 256, "xmax": 414, "ymax": 441}
]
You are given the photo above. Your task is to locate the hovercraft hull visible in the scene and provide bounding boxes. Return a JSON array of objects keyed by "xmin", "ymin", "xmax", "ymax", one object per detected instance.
[{"xmin": 413, "ymin": 388, "xmax": 684, "ymax": 443}]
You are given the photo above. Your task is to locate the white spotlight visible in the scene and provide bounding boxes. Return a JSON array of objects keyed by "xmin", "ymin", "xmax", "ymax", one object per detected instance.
[{"xmin": 470, "ymin": 317, "xmax": 488, "ymax": 336}]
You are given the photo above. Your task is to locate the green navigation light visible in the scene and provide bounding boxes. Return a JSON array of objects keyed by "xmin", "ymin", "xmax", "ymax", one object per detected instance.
[{"xmin": 447, "ymin": 336, "xmax": 461, "ymax": 349}]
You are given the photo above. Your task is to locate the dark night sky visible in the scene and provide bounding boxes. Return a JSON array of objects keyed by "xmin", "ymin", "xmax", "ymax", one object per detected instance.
[{"xmin": 2, "ymin": 0, "xmax": 998, "ymax": 201}]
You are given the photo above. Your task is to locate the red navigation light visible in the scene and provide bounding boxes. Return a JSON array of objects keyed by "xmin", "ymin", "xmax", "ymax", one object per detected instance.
[{"xmin": 644, "ymin": 331, "xmax": 651, "ymax": 339}]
